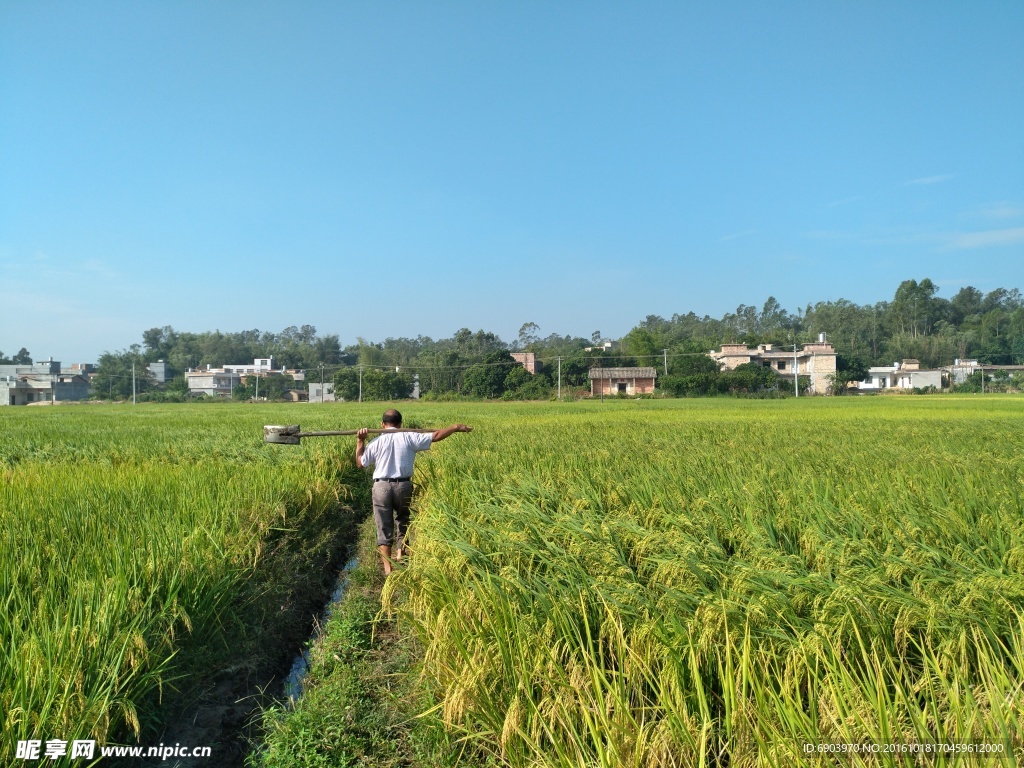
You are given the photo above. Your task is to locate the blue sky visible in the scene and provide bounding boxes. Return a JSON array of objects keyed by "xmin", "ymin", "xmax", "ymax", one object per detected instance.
[{"xmin": 2, "ymin": 1, "xmax": 1022, "ymax": 362}]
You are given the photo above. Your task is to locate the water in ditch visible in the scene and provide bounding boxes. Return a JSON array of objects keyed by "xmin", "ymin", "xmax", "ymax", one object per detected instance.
[{"xmin": 282, "ymin": 554, "xmax": 360, "ymax": 705}]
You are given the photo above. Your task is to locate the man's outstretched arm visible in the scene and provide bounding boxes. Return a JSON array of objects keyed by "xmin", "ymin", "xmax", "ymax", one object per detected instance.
[{"xmin": 432, "ymin": 424, "xmax": 472, "ymax": 443}]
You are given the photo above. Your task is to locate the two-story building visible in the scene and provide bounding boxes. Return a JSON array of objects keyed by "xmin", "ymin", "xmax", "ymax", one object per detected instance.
[
  {"xmin": 147, "ymin": 360, "xmax": 168, "ymax": 384},
  {"xmin": 184, "ymin": 368, "xmax": 242, "ymax": 397},
  {"xmin": 185, "ymin": 358, "xmax": 306, "ymax": 397},
  {"xmin": 709, "ymin": 337, "xmax": 837, "ymax": 394}
]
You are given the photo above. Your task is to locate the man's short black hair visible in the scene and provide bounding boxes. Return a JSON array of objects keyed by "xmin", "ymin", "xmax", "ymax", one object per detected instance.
[{"xmin": 382, "ymin": 409, "xmax": 402, "ymax": 426}]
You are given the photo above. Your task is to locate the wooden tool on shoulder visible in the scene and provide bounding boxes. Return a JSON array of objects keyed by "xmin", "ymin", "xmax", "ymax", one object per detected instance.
[{"xmin": 264, "ymin": 424, "xmax": 436, "ymax": 445}]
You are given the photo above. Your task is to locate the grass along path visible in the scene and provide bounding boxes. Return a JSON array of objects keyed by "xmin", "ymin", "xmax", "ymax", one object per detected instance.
[{"xmin": 252, "ymin": 516, "xmax": 470, "ymax": 768}]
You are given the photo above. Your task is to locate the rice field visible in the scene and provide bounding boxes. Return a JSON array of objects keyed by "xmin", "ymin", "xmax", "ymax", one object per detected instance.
[
  {"xmin": 0, "ymin": 404, "xmax": 366, "ymax": 766},
  {"xmin": 383, "ymin": 396, "xmax": 1024, "ymax": 767},
  {"xmin": 2, "ymin": 397, "xmax": 1023, "ymax": 767}
]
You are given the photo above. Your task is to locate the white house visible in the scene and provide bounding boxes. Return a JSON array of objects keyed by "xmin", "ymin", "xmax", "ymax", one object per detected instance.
[
  {"xmin": 860, "ymin": 360, "xmax": 942, "ymax": 391},
  {"xmin": 186, "ymin": 358, "xmax": 304, "ymax": 397},
  {"xmin": 308, "ymin": 382, "xmax": 335, "ymax": 402},
  {"xmin": 223, "ymin": 357, "xmax": 277, "ymax": 375},
  {"xmin": 185, "ymin": 369, "xmax": 242, "ymax": 396}
]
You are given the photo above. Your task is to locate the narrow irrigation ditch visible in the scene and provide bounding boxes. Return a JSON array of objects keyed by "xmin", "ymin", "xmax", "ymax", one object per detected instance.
[
  {"xmin": 130, "ymin": 480, "xmax": 372, "ymax": 768},
  {"xmin": 282, "ymin": 553, "xmax": 361, "ymax": 705},
  {"xmin": 245, "ymin": 516, "xmax": 459, "ymax": 768}
]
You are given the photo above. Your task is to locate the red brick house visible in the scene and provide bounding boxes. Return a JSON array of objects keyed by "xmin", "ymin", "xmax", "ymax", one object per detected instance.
[{"xmin": 588, "ymin": 367, "xmax": 657, "ymax": 396}]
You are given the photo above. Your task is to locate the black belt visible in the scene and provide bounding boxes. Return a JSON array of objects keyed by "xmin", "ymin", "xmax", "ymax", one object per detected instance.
[{"xmin": 375, "ymin": 477, "xmax": 411, "ymax": 483}]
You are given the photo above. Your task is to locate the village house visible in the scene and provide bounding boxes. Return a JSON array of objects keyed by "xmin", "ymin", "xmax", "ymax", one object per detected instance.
[
  {"xmin": 222, "ymin": 357, "xmax": 276, "ymax": 375},
  {"xmin": 940, "ymin": 359, "xmax": 1024, "ymax": 387},
  {"xmin": 859, "ymin": 359, "xmax": 942, "ymax": 391},
  {"xmin": 0, "ymin": 359, "xmax": 91, "ymax": 405},
  {"xmin": 307, "ymin": 382, "xmax": 335, "ymax": 402},
  {"xmin": 147, "ymin": 360, "xmax": 168, "ymax": 384},
  {"xmin": 65, "ymin": 362, "xmax": 96, "ymax": 376},
  {"xmin": 185, "ymin": 357, "xmax": 304, "ymax": 397},
  {"xmin": 943, "ymin": 359, "xmax": 980, "ymax": 387},
  {"xmin": 511, "ymin": 352, "xmax": 537, "ymax": 374},
  {"xmin": 184, "ymin": 368, "xmax": 242, "ymax": 397},
  {"xmin": 709, "ymin": 336, "xmax": 837, "ymax": 395},
  {"xmin": 588, "ymin": 366, "xmax": 657, "ymax": 396}
]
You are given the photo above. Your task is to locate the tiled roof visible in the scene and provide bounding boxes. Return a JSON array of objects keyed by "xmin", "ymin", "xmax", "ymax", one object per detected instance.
[{"xmin": 588, "ymin": 367, "xmax": 657, "ymax": 379}]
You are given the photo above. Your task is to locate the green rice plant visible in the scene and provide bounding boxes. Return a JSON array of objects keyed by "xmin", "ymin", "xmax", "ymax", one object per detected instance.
[
  {"xmin": 7, "ymin": 398, "xmax": 1022, "ymax": 766},
  {"xmin": 386, "ymin": 397, "xmax": 1024, "ymax": 767},
  {"xmin": 0, "ymin": 403, "xmax": 378, "ymax": 766}
]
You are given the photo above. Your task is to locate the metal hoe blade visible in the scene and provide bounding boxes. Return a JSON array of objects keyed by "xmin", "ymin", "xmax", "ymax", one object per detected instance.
[{"xmin": 264, "ymin": 425, "xmax": 303, "ymax": 445}]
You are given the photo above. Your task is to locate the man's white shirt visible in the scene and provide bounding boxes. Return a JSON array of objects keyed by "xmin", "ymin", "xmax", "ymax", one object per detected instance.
[{"xmin": 360, "ymin": 429, "xmax": 433, "ymax": 479}]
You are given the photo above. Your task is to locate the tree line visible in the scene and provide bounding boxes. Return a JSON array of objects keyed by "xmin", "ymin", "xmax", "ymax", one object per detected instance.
[
  {"xmin": 0, "ymin": 348, "xmax": 33, "ymax": 365},
  {"xmin": 15, "ymin": 278, "xmax": 1017, "ymax": 401}
]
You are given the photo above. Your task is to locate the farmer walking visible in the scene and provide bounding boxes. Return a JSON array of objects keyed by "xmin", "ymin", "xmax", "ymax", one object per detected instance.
[{"xmin": 356, "ymin": 409, "xmax": 471, "ymax": 575}]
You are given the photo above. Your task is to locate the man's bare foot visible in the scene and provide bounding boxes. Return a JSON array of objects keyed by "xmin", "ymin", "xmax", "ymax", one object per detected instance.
[{"xmin": 379, "ymin": 544, "xmax": 393, "ymax": 576}]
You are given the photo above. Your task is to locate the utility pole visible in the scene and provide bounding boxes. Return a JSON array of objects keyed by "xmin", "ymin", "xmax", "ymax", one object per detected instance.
[
  {"xmin": 557, "ymin": 356, "xmax": 561, "ymax": 400},
  {"xmin": 793, "ymin": 343, "xmax": 799, "ymax": 398},
  {"xmin": 255, "ymin": 375, "xmax": 259, "ymax": 402},
  {"xmin": 319, "ymin": 364, "xmax": 325, "ymax": 403},
  {"xmin": 132, "ymin": 362, "xmax": 136, "ymax": 405},
  {"xmin": 358, "ymin": 365, "xmax": 363, "ymax": 402},
  {"xmin": 663, "ymin": 349, "xmax": 668, "ymax": 377}
]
